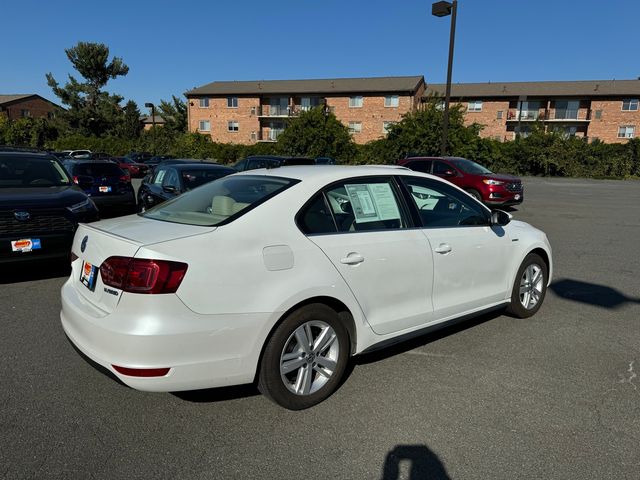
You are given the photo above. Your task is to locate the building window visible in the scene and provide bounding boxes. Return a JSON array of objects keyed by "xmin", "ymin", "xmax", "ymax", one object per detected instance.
[
  {"xmin": 382, "ymin": 121, "xmax": 396, "ymax": 134},
  {"xmin": 595, "ymin": 110, "xmax": 602, "ymax": 120},
  {"xmin": 228, "ymin": 121, "xmax": 239, "ymax": 132},
  {"xmin": 384, "ymin": 95, "xmax": 399, "ymax": 107},
  {"xmin": 20, "ymin": 109, "xmax": 31, "ymax": 118},
  {"xmin": 199, "ymin": 98, "xmax": 209, "ymax": 108},
  {"xmin": 496, "ymin": 110, "xmax": 503, "ymax": 119},
  {"xmin": 622, "ymin": 99, "xmax": 639, "ymax": 111},
  {"xmin": 47, "ymin": 112, "xmax": 55, "ymax": 120},
  {"xmin": 467, "ymin": 100, "xmax": 483, "ymax": 112},
  {"xmin": 198, "ymin": 120, "xmax": 210, "ymax": 132},
  {"xmin": 348, "ymin": 121, "xmax": 362, "ymax": 133},
  {"xmin": 617, "ymin": 126, "xmax": 635, "ymax": 138},
  {"xmin": 227, "ymin": 96, "xmax": 238, "ymax": 108},
  {"xmin": 349, "ymin": 96, "xmax": 363, "ymax": 108}
]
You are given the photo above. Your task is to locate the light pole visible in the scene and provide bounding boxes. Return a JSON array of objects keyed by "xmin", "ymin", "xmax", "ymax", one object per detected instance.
[
  {"xmin": 432, "ymin": 0, "xmax": 457, "ymax": 156},
  {"xmin": 145, "ymin": 102, "xmax": 156, "ymax": 155}
]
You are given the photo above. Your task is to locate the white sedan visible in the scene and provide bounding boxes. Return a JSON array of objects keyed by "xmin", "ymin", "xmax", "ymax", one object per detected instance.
[{"xmin": 61, "ymin": 165, "xmax": 552, "ymax": 410}]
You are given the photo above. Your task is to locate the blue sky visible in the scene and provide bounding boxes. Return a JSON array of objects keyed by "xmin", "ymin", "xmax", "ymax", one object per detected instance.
[{"xmin": 1, "ymin": 0, "xmax": 638, "ymax": 114}]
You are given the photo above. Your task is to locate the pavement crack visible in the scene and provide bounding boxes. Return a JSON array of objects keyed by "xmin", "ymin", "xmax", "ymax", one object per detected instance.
[{"xmin": 619, "ymin": 360, "xmax": 637, "ymax": 390}]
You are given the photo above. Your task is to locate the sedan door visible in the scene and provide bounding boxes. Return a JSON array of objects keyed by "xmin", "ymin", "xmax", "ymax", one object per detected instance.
[
  {"xmin": 399, "ymin": 176, "xmax": 512, "ymax": 319},
  {"xmin": 298, "ymin": 177, "xmax": 435, "ymax": 336}
]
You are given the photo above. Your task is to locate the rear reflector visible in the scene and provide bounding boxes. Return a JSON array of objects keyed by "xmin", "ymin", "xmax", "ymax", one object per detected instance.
[
  {"xmin": 112, "ymin": 365, "xmax": 170, "ymax": 377},
  {"xmin": 100, "ymin": 256, "xmax": 188, "ymax": 294}
]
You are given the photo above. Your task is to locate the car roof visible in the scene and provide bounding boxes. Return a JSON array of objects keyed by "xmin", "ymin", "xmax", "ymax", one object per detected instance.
[
  {"xmin": 235, "ymin": 165, "xmax": 414, "ymax": 183},
  {"xmin": 0, "ymin": 150, "xmax": 56, "ymax": 160},
  {"xmin": 167, "ymin": 163, "xmax": 235, "ymax": 171},
  {"xmin": 64, "ymin": 159, "xmax": 118, "ymax": 165}
]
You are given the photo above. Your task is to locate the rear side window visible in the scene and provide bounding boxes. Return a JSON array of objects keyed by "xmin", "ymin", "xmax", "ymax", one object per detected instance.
[
  {"xmin": 74, "ymin": 163, "xmax": 123, "ymax": 177},
  {"xmin": 405, "ymin": 160, "xmax": 432, "ymax": 174},
  {"xmin": 299, "ymin": 178, "xmax": 408, "ymax": 234},
  {"xmin": 142, "ymin": 175, "xmax": 298, "ymax": 226},
  {"xmin": 247, "ymin": 158, "xmax": 279, "ymax": 170}
]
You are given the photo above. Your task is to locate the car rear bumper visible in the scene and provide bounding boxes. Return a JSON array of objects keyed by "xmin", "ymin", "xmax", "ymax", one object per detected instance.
[{"xmin": 60, "ymin": 278, "xmax": 274, "ymax": 392}]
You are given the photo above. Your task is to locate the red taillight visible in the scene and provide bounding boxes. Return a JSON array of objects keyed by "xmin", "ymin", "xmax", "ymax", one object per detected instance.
[
  {"xmin": 73, "ymin": 176, "xmax": 79, "ymax": 184},
  {"xmin": 100, "ymin": 256, "xmax": 188, "ymax": 294},
  {"xmin": 112, "ymin": 365, "xmax": 170, "ymax": 377},
  {"xmin": 120, "ymin": 174, "xmax": 131, "ymax": 183}
]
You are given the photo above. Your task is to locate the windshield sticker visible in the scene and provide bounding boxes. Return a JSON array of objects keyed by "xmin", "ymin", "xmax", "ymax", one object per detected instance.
[{"xmin": 344, "ymin": 183, "xmax": 401, "ymax": 223}]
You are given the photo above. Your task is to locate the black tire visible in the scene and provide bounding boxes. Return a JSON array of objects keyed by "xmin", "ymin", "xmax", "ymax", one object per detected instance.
[
  {"xmin": 506, "ymin": 253, "xmax": 548, "ymax": 318},
  {"xmin": 258, "ymin": 303, "xmax": 350, "ymax": 410},
  {"xmin": 465, "ymin": 189, "xmax": 482, "ymax": 202}
]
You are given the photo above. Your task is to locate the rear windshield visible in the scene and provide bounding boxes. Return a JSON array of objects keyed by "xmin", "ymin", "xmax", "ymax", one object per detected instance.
[
  {"xmin": 0, "ymin": 157, "xmax": 71, "ymax": 187},
  {"xmin": 449, "ymin": 158, "xmax": 492, "ymax": 175},
  {"xmin": 142, "ymin": 175, "xmax": 298, "ymax": 226},
  {"xmin": 181, "ymin": 168, "xmax": 234, "ymax": 190},
  {"xmin": 73, "ymin": 163, "xmax": 123, "ymax": 177}
]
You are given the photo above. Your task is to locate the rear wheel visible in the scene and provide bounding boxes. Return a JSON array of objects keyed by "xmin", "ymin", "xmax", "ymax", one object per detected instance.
[
  {"xmin": 258, "ymin": 304, "xmax": 349, "ymax": 410},
  {"xmin": 506, "ymin": 253, "xmax": 548, "ymax": 318}
]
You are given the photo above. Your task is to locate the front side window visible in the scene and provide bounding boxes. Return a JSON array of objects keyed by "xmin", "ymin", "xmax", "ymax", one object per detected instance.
[
  {"xmin": 618, "ymin": 125, "xmax": 635, "ymax": 138},
  {"xmin": 348, "ymin": 122, "xmax": 362, "ymax": 133},
  {"xmin": 199, "ymin": 98, "xmax": 209, "ymax": 108},
  {"xmin": 199, "ymin": 120, "xmax": 210, "ymax": 132},
  {"xmin": 142, "ymin": 175, "xmax": 298, "ymax": 226},
  {"xmin": 349, "ymin": 96, "xmax": 363, "ymax": 108},
  {"xmin": 228, "ymin": 121, "xmax": 239, "ymax": 132},
  {"xmin": 433, "ymin": 161, "xmax": 456, "ymax": 176},
  {"xmin": 152, "ymin": 167, "xmax": 168, "ymax": 185},
  {"xmin": 401, "ymin": 176, "xmax": 489, "ymax": 228},
  {"xmin": 467, "ymin": 100, "xmax": 483, "ymax": 112},
  {"xmin": 227, "ymin": 96, "xmax": 238, "ymax": 108},
  {"xmin": 384, "ymin": 95, "xmax": 399, "ymax": 107},
  {"xmin": 405, "ymin": 160, "xmax": 432, "ymax": 174},
  {"xmin": 622, "ymin": 99, "xmax": 639, "ymax": 111},
  {"xmin": 162, "ymin": 169, "xmax": 180, "ymax": 189}
]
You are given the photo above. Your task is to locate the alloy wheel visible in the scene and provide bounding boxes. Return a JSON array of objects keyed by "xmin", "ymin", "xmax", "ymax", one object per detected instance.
[{"xmin": 519, "ymin": 263, "xmax": 544, "ymax": 310}]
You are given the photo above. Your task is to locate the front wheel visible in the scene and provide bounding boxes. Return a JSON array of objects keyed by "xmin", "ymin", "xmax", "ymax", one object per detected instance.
[
  {"xmin": 258, "ymin": 304, "xmax": 349, "ymax": 410},
  {"xmin": 465, "ymin": 189, "xmax": 482, "ymax": 203},
  {"xmin": 506, "ymin": 253, "xmax": 548, "ymax": 318}
]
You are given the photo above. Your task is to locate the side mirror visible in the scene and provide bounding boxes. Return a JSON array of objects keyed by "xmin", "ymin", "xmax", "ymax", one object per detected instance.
[
  {"xmin": 491, "ymin": 209, "xmax": 512, "ymax": 226},
  {"xmin": 162, "ymin": 185, "xmax": 178, "ymax": 194}
]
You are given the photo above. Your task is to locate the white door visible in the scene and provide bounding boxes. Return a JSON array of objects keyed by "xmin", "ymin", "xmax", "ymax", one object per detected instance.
[
  {"xmin": 400, "ymin": 176, "xmax": 512, "ymax": 319},
  {"xmin": 299, "ymin": 178, "xmax": 435, "ymax": 335}
]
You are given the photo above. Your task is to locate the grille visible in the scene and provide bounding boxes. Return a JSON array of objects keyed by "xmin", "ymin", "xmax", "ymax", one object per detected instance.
[
  {"xmin": 505, "ymin": 183, "xmax": 523, "ymax": 192},
  {"xmin": 0, "ymin": 209, "xmax": 75, "ymax": 236}
]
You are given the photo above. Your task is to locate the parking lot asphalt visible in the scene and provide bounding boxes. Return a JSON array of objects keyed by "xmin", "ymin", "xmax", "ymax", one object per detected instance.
[{"xmin": 1, "ymin": 176, "xmax": 639, "ymax": 480}]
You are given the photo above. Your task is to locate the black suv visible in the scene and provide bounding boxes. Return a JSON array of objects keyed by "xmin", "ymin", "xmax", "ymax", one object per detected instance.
[
  {"xmin": 0, "ymin": 150, "xmax": 99, "ymax": 264},
  {"xmin": 233, "ymin": 156, "xmax": 315, "ymax": 171}
]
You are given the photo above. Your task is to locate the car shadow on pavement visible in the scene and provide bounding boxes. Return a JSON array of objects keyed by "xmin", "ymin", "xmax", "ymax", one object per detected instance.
[
  {"xmin": 0, "ymin": 260, "xmax": 70, "ymax": 284},
  {"xmin": 172, "ymin": 384, "xmax": 260, "ymax": 403},
  {"xmin": 550, "ymin": 278, "xmax": 640, "ymax": 309},
  {"xmin": 382, "ymin": 444, "xmax": 451, "ymax": 480}
]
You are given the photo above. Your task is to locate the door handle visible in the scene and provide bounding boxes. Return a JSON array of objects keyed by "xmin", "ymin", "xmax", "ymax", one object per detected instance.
[
  {"xmin": 434, "ymin": 243, "xmax": 452, "ymax": 254},
  {"xmin": 340, "ymin": 253, "xmax": 365, "ymax": 265}
]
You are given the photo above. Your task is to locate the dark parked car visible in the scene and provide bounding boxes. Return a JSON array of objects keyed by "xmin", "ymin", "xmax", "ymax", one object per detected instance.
[
  {"xmin": 315, "ymin": 157, "xmax": 337, "ymax": 165},
  {"xmin": 113, "ymin": 157, "xmax": 149, "ymax": 178},
  {"xmin": 125, "ymin": 152, "xmax": 153, "ymax": 163},
  {"xmin": 0, "ymin": 151, "xmax": 99, "ymax": 264},
  {"xmin": 90, "ymin": 152, "xmax": 113, "ymax": 160},
  {"xmin": 63, "ymin": 160, "xmax": 136, "ymax": 217},
  {"xmin": 141, "ymin": 155, "xmax": 174, "ymax": 166},
  {"xmin": 233, "ymin": 155, "xmax": 315, "ymax": 171},
  {"xmin": 399, "ymin": 156, "xmax": 523, "ymax": 206},
  {"xmin": 137, "ymin": 163, "xmax": 236, "ymax": 211}
]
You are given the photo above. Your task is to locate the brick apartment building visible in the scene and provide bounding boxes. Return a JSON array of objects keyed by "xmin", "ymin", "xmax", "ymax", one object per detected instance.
[
  {"xmin": 185, "ymin": 76, "xmax": 425, "ymax": 144},
  {"xmin": 426, "ymin": 79, "xmax": 640, "ymax": 143},
  {"xmin": 0, "ymin": 94, "xmax": 60, "ymax": 121}
]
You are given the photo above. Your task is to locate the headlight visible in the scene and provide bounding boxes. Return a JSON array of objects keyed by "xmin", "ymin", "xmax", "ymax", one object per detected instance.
[
  {"xmin": 483, "ymin": 179, "xmax": 505, "ymax": 186},
  {"xmin": 67, "ymin": 198, "xmax": 96, "ymax": 213}
]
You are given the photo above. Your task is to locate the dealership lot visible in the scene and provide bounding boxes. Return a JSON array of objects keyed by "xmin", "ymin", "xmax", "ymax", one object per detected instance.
[{"xmin": 1, "ymin": 177, "xmax": 639, "ymax": 479}]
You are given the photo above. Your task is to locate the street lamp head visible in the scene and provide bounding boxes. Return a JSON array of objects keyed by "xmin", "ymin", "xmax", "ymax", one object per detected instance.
[
  {"xmin": 144, "ymin": 102, "xmax": 154, "ymax": 108},
  {"xmin": 432, "ymin": 0, "xmax": 453, "ymax": 17}
]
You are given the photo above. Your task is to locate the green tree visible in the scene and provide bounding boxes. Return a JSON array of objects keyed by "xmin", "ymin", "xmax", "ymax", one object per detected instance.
[
  {"xmin": 115, "ymin": 100, "xmax": 143, "ymax": 140},
  {"xmin": 46, "ymin": 42, "xmax": 129, "ymax": 136},
  {"xmin": 158, "ymin": 96, "xmax": 188, "ymax": 133},
  {"xmin": 277, "ymin": 107, "xmax": 356, "ymax": 161}
]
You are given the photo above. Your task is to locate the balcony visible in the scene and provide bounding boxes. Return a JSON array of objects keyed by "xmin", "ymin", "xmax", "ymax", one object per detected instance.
[
  {"xmin": 506, "ymin": 109, "xmax": 591, "ymax": 122},
  {"xmin": 256, "ymin": 129, "xmax": 285, "ymax": 142},
  {"xmin": 256, "ymin": 103, "xmax": 330, "ymax": 118}
]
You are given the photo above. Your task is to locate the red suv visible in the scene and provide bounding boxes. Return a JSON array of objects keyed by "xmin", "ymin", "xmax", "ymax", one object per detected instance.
[{"xmin": 398, "ymin": 156, "xmax": 523, "ymax": 206}]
